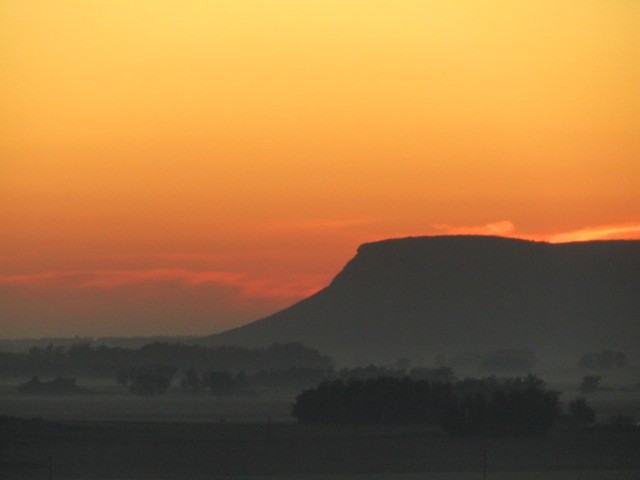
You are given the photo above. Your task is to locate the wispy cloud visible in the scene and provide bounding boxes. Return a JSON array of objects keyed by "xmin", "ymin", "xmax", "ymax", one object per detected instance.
[
  {"xmin": 431, "ymin": 221, "xmax": 516, "ymax": 237},
  {"xmin": 547, "ymin": 223, "xmax": 640, "ymax": 243},
  {"xmin": 0, "ymin": 268, "xmax": 331, "ymax": 337},
  {"xmin": 0, "ymin": 269, "xmax": 328, "ymax": 301},
  {"xmin": 0, "ymin": 270, "xmax": 240, "ymax": 288},
  {"xmin": 75, "ymin": 270, "xmax": 245, "ymax": 289},
  {"xmin": 427, "ymin": 220, "xmax": 640, "ymax": 243},
  {"xmin": 0, "ymin": 272, "xmax": 61, "ymax": 285}
]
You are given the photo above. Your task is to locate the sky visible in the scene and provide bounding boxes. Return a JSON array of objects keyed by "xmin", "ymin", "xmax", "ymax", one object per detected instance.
[{"xmin": 1, "ymin": 0, "xmax": 639, "ymax": 339}]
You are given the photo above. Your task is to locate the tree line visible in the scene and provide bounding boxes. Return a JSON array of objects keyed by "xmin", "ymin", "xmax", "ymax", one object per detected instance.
[
  {"xmin": 292, "ymin": 375, "xmax": 569, "ymax": 437},
  {"xmin": 0, "ymin": 341, "xmax": 333, "ymax": 377},
  {"xmin": 112, "ymin": 364, "xmax": 455, "ymax": 396},
  {"xmin": 115, "ymin": 365, "xmax": 333, "ymax": 396},
  {"xmin": 336, "ymin": 365, "xmax": 455, "ymax": 383}
]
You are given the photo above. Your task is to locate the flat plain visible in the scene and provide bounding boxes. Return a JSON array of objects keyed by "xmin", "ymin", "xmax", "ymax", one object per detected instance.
[
  {"xmin": 2, "ymin": 415, "xmax": 639, "ymax": 479},
  {"xmin": 1, "ymin": 375, "xmax": 639, "ymax": 479}
]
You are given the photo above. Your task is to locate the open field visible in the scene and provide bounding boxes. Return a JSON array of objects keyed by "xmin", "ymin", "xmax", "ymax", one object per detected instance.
[
  {"xmin": 2, "ymin": 375, "xmax": 639, "ymax": 479},
  {"xmin": 270, "ymin": 473, "xmax": 640, "ymax": 480},
  {"xmin": 0, "ymin": 393, "xmax": 293, "ymax": 424},
  {"xmin": 0, "ymin": 381, "xmax": 297, "ymax": 423},
  {"xmin": 2, "ymin": 419, "xmax": 639, "ymax": 479}
]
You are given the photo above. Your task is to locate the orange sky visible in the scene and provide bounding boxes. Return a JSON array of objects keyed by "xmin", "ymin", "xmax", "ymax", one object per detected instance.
[{"xmin": 1, "ymin": 1, "xmax": 639, "ymax": 338}]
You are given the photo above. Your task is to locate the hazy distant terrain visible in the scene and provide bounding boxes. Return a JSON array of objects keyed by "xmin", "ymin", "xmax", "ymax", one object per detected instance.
[
  {"xmin": 205, "ymin": 236, "xmax": 640, "ymax": 365},
  {"xmin": 2, "ymin": 235, "xmax": 639, "ymax": 479},
  {"xmin": 0, "ymin": 335, "xmax": 200, "ymax": 353}
]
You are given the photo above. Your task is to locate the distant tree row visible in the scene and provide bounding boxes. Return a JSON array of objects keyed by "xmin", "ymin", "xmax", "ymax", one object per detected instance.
[
  {"xmin": 18, "ymin": 376, "xmax": 91, "ymax": 395},
  {"xmin": 0, "ymin": 341, "xmax": 333, "ymax": 377},
  {"xmin": 112, "ymin": 365, "xmax": 333, "ymax": 396},
  {"xmin": 110, "ymin": 364, "xmax": 456, "ymax": 397},
  {"xmin": 181, "ymin": 367, "xmax": 332, "ymax": 395},
  {"xmin": 116, "ymin": 364, "xmax": 177, "ymax": 395},
  {"xmin": 179, "ymin": 365, "xmax": 453, "ymax": 396},
  {"xmin": 336, "ymin": 365, "xmax": 455, "ymax": 383},
  {"xmin": 292, "ymin": 375, "xmax": 562, "ymax": 437},
  {"xmin": 567, "ymin": 397, "xmax": 595, "ymax": 424},
  {"xmin": 179, "ymin": 368, "xmax": 252, "ymax": 396}
]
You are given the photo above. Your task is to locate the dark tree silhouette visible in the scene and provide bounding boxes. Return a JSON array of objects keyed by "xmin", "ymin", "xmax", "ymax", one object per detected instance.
[
  {"xmin": 293, "ymin": 375, "xmax": 560, "ymax": 437},
  {"xmin": 568, "ymin": 397, "xmax": 595, "ymax": 425},
  {"xmin": 18, "ymin": 376, "xmax": 90, "ymax": 395},
  {"xmin": 446, "ymin": 375, "xmax": 559, "ymax": 436},
  {"xmin": 124, "ymin": 364, "xmax": 176, "ymax": 396},
  {"xmin": 0, "ymin": 341, "xmax": 333, "ymax": 378},
  {"xmin": 180, "ymin": 367, "xmax": 203, "ymax": 394}
]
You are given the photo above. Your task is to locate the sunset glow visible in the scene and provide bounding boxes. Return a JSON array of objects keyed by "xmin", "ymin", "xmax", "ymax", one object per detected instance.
[{"xmin": 1, "ymin": 1, "xmax": 638, "ymax": 338}]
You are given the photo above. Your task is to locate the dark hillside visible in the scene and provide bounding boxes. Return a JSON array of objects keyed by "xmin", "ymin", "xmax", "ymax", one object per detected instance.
[{"xmin": 205, "ymin": 236, "xmax": 640, "ymax": 364}]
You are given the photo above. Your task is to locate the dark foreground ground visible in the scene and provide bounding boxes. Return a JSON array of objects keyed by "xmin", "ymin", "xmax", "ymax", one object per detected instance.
[{"xmin": 1, "ymin": 418, "xmax": 639, "ymax": 480}]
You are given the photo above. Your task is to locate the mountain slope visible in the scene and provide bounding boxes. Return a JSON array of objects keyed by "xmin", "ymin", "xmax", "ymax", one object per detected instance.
[{"xmin": 204, "ymin": 236, "xmax": 640, "ymax": 364}]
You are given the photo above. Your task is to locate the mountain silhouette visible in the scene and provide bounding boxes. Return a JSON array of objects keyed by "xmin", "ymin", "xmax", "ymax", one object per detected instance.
[{"xmin": 204, "ymin": 236, "xmax": 640, "ymax": 364}]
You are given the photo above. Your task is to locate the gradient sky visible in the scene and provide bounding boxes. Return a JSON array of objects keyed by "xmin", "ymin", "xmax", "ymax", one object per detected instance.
[{"xmin": 1, "ymin": 0, "xmax": 639, "ymax": 338}]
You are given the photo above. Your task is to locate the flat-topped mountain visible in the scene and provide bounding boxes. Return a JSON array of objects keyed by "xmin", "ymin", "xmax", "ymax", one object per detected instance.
[{"xmin": 204, "ymin": 236, "xmax": 640, "ymax": 364}]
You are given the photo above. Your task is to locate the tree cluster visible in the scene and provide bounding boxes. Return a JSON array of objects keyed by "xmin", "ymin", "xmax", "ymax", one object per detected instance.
[
  {"xmin": 18, "ymin": 376, "xmax": 91, "ymax": 395},
  {"xmin": 446, "ymin": 376, "xmax": 559, "ymax": 436},
  {"xmin": 142, "ymin": 365, "xmax": 456, "ymax": 397},
  {"xmin": 179, "ymin": 366, "xmax": 332, "ymax": 396},
  {"xmin": 174, "ymin": 365, "xmax": 454, "ymax": 397},
  {"xmin": 292, "ymin": 375, "xmax": 561, "ymax": 437},
  {"xmin": 179, "ymin": 368, "xmax": 252, "ymax": 396},
  {"xmin": 116, "ymin": 364, "xmax": 176, "ymax": 395},
  {"xmin": 567, "ymin": 397, "xmax": 595, "ymax": 425}
]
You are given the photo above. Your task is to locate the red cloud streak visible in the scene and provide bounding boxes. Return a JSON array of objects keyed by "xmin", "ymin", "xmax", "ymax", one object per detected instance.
[{"xmin": 0, "ymin": 269, "xmax": 326, "ymax": 300}]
